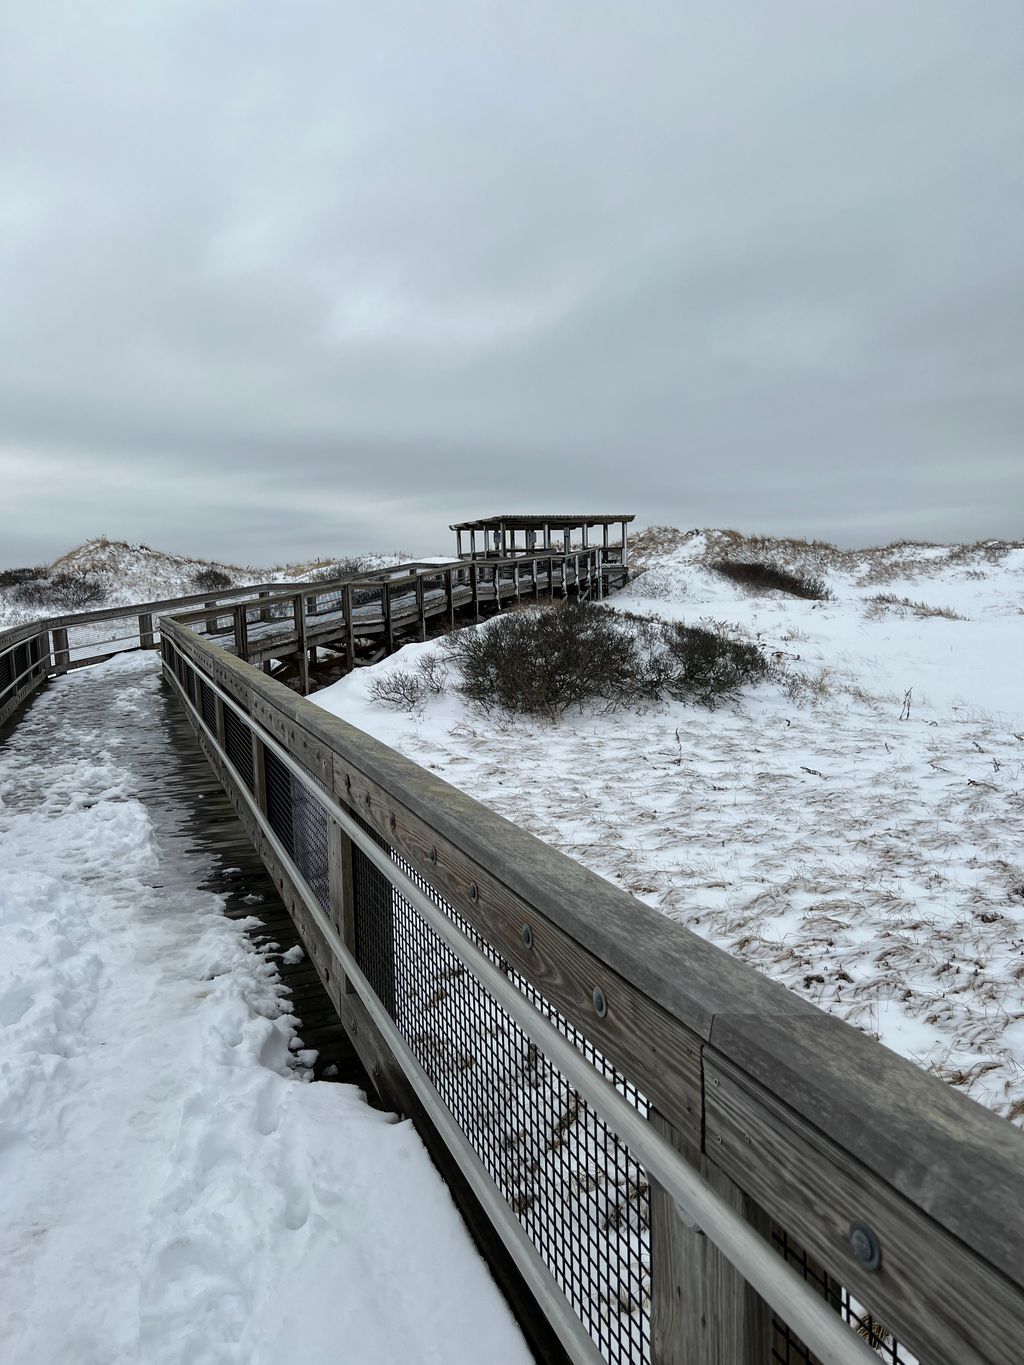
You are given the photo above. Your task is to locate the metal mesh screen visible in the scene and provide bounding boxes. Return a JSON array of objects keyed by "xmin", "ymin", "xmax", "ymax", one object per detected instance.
[
  {"xmin": 351, "ymin": 830, "xmax": 651, "ymax": 1365},
  {"xmin": 292, "ymin": 775, "xmax": 331, "ymax": 914},
  {"xmin": 199, "ymin": 677, "xmax": 218, "ymax": 736},
  {"xmin": 771, "ymin": 1227, "xmax": 918, "ymax": 1365},
  {"xmin": 264, "ymin": 747, "xmax": 294, "ymax": 858},
  {"xmin": 223, "ymin": 703, "xmax": 254, "ymax": 791}
]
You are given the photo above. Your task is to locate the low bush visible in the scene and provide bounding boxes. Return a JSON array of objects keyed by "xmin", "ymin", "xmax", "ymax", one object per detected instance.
[
  {"xmin": 45, "ymin": 572, "xmax": 106, "ymax": 611},
  {"xmin": 9, "ymin": 570, "xmax": 106, "ymax": 612},
  {"xmin": 0, "ymin": 566, "xmax": 47, "ymax": 590},
  {"xmin": 306, "ymin": 558, "xmax": 364, "ymax": 585},
  {"xmin": 659, "ymin": 620, "xmax": 772, "ymax": 706},
  {"xmin": 711, "ymin": 558, "xmax": 832, "ymax": 601},
  {"xmin": 447, "ymin": 604, "xmax": 649, "ymax": 718},
  {"xmin": 368, "ymin": 653, "xmax": 450, "ymax": 710},
  {"xmin": 437, "ymin": 604, "xmax": 772, "ymax": 718},
  {"xmin": 193, "ymin": 566, "xmax": 233, "ymax": 594}
]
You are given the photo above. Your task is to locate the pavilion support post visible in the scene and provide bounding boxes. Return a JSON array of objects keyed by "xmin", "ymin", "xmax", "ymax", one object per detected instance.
[
  {"xmin": 603, "ymin": 523, "xmax": 610, "ymax": 553},
  {"xmin": 292, "ymin": 594, "xmax": 310, "ymax": 694},
  {"xmin": 543, "ymin": 522, "xmax": 550, "ymax": 551},
  {"xmin": 622, "ymin": 520, "xmax": 630, "ymax": 568},
  {"xmin": 470, "ymin": 528, "xmax": 477, "ymax": 559},
  {"xmin": 649, "ymin": 1110, "xmax": 772, "ymax": 1365},
  {"xmin": 456, "ymin": 528, "xmax": 463, "ymax": 559}
]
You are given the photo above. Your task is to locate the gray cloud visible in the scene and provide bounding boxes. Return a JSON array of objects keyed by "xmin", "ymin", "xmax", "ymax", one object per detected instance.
[{"xmin": 1, "ymin": 1, "xmax": 1022, "ymax": 565}]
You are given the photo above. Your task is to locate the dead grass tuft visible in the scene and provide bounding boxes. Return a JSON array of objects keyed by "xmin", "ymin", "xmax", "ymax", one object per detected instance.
[{"xmin": 865, "ymin": 594, "xmax": 966, "ymax": 621}]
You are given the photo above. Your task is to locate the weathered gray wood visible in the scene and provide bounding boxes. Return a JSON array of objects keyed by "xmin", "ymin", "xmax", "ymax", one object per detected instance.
[
  {"xmin": 138, "ymin": 613, "xmax": 155, "ymax": 649},
  {"xmin": 383, "ymin": 583, "xmax": 394, "ymax": 653},
  {"xmin": 327, "ymin": 816, "xmax": 356, "ymax": 994},
  {"xmin": 706, "ymin": 1011, "xmax": 1024, "ymax": 1293},
  {"xmin": 704, "ymin": 1051, "xmax": 1024, "ymax": 1365},
  {"xmin": 650, "ymin": 1110, "xmax": 771, "ymax": 1365},
  {"xmin": 342, "ymin": 584, "xmax": 356, "ymax": 672},
  {"xmin": 232, "ymin": 604, "xmax": 249, "ymax": 662},
  {"xmin": 52, "ymin": 626, "xmax": 70, "ymax": 675},
  {"xmin": 292, "ymin": 594, "xmax": 310, "ymax": 695},
  {"xmin": 445, "ymin": 570, "xmax": 455, "ymax": 629},
  {"xmin": 161, "ymin": 615, "xmax": 1024, "ymax": 1362}
]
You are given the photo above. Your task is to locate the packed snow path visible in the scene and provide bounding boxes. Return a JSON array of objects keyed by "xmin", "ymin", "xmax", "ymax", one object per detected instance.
[{"xmin": 0, "ymin": 654, "xmax": 530, "ymax": 1365}]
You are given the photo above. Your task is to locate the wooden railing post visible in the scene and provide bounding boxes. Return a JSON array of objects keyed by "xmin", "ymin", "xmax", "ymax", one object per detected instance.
[
  {"xmin": 204, "ymin": 600, "xmax": 217, "ymax": 635},
  {"xmin": 232, "ymin": 604, "xmax": 249, "ymax": 662},
  {"xmin": 384, "ymin": 583, "xmax": 394, "ymax": 654},
  {"xmin": 445, "ymin": 569, "xmax": 455, "ymax": 629},
  {"xmin": 292, "ymin": 593, "xmax": 310, "ymax": 694},
  {"xmin": 138, "ymin": 612, "xmax": 155, "ymax": 649},
  {"xmin": 327, "ymin": 815, "xmax": 357, "ymax": 996},
  {"xmin": 258, "ymin": 590, "xmax": 272, "ymax": 623},
  {"xmin": 471, "ymin": 564, "xmax": 480, "ymax": 621},
  {"xmin": 52, "ymin": 627, "xmax": 70, "ymax": 675},
  {"xmin": 649, "ymin": 1110, "xmax": 771, "ymax": 1365},
  {"xmin": 415, "ymin": 575, "xmax": 426, "ymax": 641},
  {"xmin": 343, "ymin": 584, "xmax": 356, "ymax": 673}
]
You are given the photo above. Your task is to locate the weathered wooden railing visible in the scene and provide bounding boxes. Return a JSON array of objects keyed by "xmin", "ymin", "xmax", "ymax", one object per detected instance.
[
  {"xmin": 169, "ymin": 549, "xmax": 618, "ymax": 691},
  {"xmin": 158, "ymin": 601, "xmax": 1024, "ymax": 1365},
  {"xmin": 0, "ymin": 580, "xmax": 302, "ymax": 729}
]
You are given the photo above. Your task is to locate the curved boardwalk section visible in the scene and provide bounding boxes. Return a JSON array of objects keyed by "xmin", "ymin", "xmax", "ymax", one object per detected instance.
[{"xmin": 0, "ymin": 654, "xmax": 531, "ymax": 1365}]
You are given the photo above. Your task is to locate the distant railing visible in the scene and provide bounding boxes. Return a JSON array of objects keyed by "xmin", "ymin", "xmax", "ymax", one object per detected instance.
[
  {"xmin": 156, "ymin": 596, "xmax": 1024, "ymax": 1365},
  {"xmin": 168, "ymin": 550, "xmax": 620, "ymax": 691},
  {"xmin": 0, "ymin": 580, "xmax": 305, "ymax": 728}
]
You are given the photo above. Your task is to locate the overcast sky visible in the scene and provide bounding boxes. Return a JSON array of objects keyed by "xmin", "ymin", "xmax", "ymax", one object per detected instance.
[{"xmin": 2, "ymin": 2, "xmax": 1021, "ymax": 566}]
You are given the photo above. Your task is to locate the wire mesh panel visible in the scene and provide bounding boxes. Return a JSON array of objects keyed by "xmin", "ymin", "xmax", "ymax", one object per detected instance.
[
  {"xmin": 291, "ymin": 775, "xmax": 331, "ymax": 914},
  {"xmin": 199, "ymin": 677, "xmax": 218, "ymax": 737},
  {"xmin": 222, "ymin": 703, "xmax": 254, "ymax": 791},
  {"xmin": 771, "ymin": 1226, "xmax": 919, "ymax": 1365},
  {"xmin": 0, "ymin": 647, "xmax": 13, "ymax": 705},
  {"xmin": 264, "ymin": 747, "xmax": 294, "ymax": 857},
  {"xmin": 351, "ymin": 833, "xmax": 651, "ymax": 1365}
]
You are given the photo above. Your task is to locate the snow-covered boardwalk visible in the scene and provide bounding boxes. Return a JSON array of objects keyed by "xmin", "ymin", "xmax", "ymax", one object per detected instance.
[{"xmin": 0, "ymin": 655, "xmax": 530, "ymax": 1365}]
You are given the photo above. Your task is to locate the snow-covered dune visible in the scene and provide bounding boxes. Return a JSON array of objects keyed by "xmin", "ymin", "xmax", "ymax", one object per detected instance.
[{"xmin": 312, "ymin": 528, "xmax": 1024, "ymax": 1124}]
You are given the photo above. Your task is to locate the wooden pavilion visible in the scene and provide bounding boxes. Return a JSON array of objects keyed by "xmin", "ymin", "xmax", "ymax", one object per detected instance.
[{"xmin": 449, "ymin": 514, "xmax": 634, "ymax": 566}]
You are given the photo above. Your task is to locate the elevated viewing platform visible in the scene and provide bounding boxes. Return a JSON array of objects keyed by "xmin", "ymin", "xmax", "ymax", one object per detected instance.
[{"xmin": 451, "ymin": 513, "xmax": 634, "ymax": 567}]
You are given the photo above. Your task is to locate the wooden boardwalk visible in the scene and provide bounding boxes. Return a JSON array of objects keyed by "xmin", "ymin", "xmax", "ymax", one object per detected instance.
[
  {"xmin": 4, "ymin": 512, "xmax": 1024, "ymax": 1365},
  {"xmin": 173, "ymin": 549, "xmax": 629, "ymax": 693}
]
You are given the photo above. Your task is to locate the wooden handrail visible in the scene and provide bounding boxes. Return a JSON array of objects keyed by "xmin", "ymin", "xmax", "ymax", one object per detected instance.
[{"xmin": 161, "ymin": 611, "xmax": 1024, "ymax": 1365}]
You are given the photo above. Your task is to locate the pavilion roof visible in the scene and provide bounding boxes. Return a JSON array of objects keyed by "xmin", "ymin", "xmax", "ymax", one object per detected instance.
[{"xmin": 450, "ymin": 514, "xmax": 634, "ymax": 531}]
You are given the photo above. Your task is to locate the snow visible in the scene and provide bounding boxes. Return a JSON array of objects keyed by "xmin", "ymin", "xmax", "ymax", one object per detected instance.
[
  {"xmin": 0, "ymin": 654, "xmax": 530, "ymax": 1365},
  {"xmin": 311, "ymin": 531, "xmax": 1024, "ymax": 1125}
]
